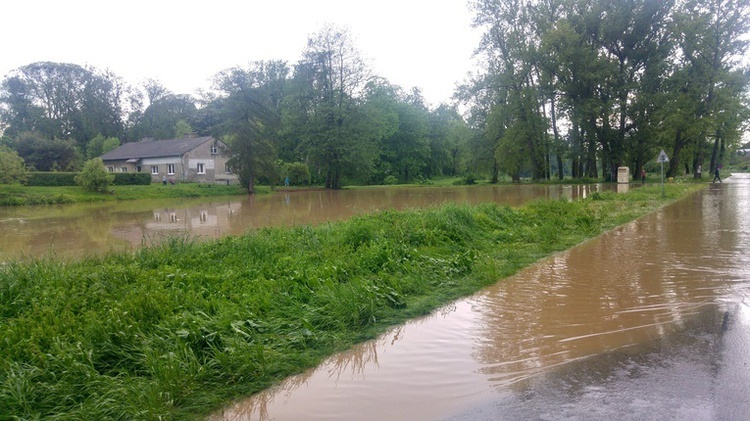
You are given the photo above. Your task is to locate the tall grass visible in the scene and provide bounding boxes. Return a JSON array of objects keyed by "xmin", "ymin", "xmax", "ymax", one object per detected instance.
[{"xmin": 0, "ymin": 184, "xmax": 702, "ymax": 420}]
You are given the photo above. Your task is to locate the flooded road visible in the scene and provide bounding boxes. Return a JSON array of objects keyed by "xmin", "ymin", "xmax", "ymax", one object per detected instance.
[
  {"xmin": 214, "ymin": 177, "xmax": 750, "ymax": 420},
  {"xmin": 0, "ymin": 184, "xmax": 607, "ymax": 261}
]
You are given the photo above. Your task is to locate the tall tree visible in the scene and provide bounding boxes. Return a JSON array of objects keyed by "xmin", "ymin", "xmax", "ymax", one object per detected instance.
[
  {"xmin": 289, "ymin": 25, "xmax": 374, "ymax": 189},
  {"xmin": 668, "ymin": 0, "xmax": 750, "ymax": 177},
  {"xmin": 0, "ymin": 62, "xmax": 126, "ymax": 148},
  {"xmin": 379, "ymin": 99, "xmax": 430, "ymax": 183},
  {"xmin": 212, "ymin": 60, "xmax": 289, "ymax": 194},
  {"xmin": 128, "ymin": 91, "xmax": 197, "ymax": 140}
]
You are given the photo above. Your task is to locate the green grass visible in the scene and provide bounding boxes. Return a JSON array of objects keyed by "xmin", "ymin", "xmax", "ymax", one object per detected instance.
[
  {"xmin": 0, "ymin": 183, "xmax": 703, "ymax": 420},
  {"xmin": 0, "ymin": 183, "xmax": 259, "ymax": 206}
]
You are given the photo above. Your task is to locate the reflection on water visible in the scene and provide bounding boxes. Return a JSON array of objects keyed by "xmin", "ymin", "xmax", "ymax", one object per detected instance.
[
  {"xmin": 0, "ymin": 184, "xmax": 610, "ymax": 261},
  {"xmin": 213, "ymin": 178, "xmax": 750, "ymax": 420}
]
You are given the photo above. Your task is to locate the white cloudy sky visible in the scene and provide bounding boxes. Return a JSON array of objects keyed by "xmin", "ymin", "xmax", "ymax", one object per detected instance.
[{"xmin": 1, "ymin": 0, "xmax": 483, "ymax": 107}]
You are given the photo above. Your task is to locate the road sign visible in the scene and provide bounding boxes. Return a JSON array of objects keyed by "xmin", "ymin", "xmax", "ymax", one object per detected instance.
[{"xmin": 657, "ymin": 150, "xmax": 669, "ymax": 163}]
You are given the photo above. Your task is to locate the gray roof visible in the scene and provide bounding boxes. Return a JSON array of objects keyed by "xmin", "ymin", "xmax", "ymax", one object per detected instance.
[{"xmin": 100, "ymin": 137, "xmax": 214, "ymax": 161}]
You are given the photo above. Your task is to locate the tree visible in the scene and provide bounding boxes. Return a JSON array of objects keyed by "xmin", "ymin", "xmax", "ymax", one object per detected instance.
[
  {"xmin": 668, "ymin": 0, "xmax": 750, "ymax": 177},
  {"xmin": 465, "ymin": 0, "xmax": 750, "ymax": 182},
  {"xmin": 0, "ymin": 62, "xmax": 126, "ymax": 148},
  {"xmin": 211, "ymin": 60, "xmax": 289, "ymax": 193},
  {"xmin": 75, "ymin": 158, "xmax": 114, "ymax": 192},
  {"xmin": 0, "ymin": 145, "xmax": 26, "ymax": 184},
  {"xmin": 173, "ymin": 119, "xmax": 194, "ymax": 138},
  {"xmin": 85, "ymin": 134, "xmax": 120, "ymax": 159},
  {"xmin": 128, "ymin": 92, "xmax": 197, "ymax": 140},
  {"xmin": 377, "ymin": 102, "xmax": 430, "ymax": 182},
  {"xmin": 290, "ymin": 25, "xmax": 375, "ymax": 189},
  {"xmin": 13, "ymin": 132, "xmax": 80, "ymax": 171},
  {"xmin": 426, "ymin": 105, "xmax": 469, "ymax": 178}
]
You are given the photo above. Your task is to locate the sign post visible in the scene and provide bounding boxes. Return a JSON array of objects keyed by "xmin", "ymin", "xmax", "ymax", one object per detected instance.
[{"xmin": 656, "ymin": 150, "xmax": 669, "ymax": 197}]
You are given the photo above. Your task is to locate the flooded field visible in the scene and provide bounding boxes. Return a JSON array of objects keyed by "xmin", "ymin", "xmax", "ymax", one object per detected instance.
[
  {"xmin": 0, "ymin": 184, "xmax": 609, "ymax": 261},
  {"xmin": 213, "ymin": 177, "xmax": 750, "ymax": 420}
]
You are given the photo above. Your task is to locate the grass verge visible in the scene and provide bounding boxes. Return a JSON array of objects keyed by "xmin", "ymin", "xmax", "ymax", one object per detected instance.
[{"xmin": 0, "ymin": 183, "xmax": 702, "ymax": 420}]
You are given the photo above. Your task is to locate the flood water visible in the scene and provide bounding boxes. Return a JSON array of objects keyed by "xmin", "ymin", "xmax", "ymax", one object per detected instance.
[
  {"xmin": 213, "ymin": 176, "xmax": 750, "ymax": 421},
  {"xmin": 0, "ymin": 184, "xmax": 610, "ymax": 261}
]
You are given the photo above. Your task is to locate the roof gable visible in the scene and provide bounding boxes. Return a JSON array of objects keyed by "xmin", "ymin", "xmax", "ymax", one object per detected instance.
[{"xmin": 101, "ymin": 137, "xmax": 216, "ymax": 161}]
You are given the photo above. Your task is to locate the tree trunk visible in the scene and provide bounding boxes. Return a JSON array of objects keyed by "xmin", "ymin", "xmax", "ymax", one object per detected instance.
[{"xmin": 668, "ymin": 130, "xmax": 685, "ymax": 177}]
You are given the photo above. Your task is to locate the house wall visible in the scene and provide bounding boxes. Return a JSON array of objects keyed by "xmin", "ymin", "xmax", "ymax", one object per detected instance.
[
  {"xmin": 183, "ymin": 139, "xmax": 235, "ymax": 183},
  {"xmin": 141, "ymin": 157, "xmax": 183, "ymax": 183},
  {"xmin": 103, "ymin": 160, "xmax": 139, "ymax": 174}
]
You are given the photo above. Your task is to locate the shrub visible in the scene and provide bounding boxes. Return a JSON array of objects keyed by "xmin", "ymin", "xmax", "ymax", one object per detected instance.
[
  {"xmin": 383, "ymin": 175, "xmax": 399, "ymax": 185},
  {"xmin": 75, "ymin": 158, "xmax": 115, "ymax": 192},
  {"xmin": 113, "ymin": 173, "xmax": 151, "ymax": 185},
  {"xmin": 453, "ymin": 174, "xmax": 477, "ymax": 185},
  {"xmin": 23, "ymin": 172, "xmax": 78, "ymax": 186},
  {"xmin": 0, "ymin": 145, "xmax": 27, "ymax": 184},
  {"xmin": 284, "ymin": 162, "xmax": 311, "ymax": 185}
]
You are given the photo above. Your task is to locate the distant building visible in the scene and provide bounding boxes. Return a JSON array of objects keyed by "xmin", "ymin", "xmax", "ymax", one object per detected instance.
[{"xmin": 100, "ymin": 136, "xmax": 236, "ymax": 184}]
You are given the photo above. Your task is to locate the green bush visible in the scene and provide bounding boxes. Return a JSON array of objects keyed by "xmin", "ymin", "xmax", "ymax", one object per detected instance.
[
  {"xmin": 284, "ymin": 162, "xmax": 311, "ymax": 185},
  {"xmin": 23, "ymin": 172, "xmax": 78, "ymax": 186},
  {"xmin": 113, "ymin": 172, "xmax": 151, "ymax": 185},
  {"xmin": 0, "ymin": 145, "xmax": 27, "ymax": 184},
  {"xmin": 383, "ymin": 175, "xmax": 399, "ymax": 185},
  {"xmin": 75, "ymin": 158, "xmax": 115, "ymax": 192},
  {"xmin": 453, "ymin": 174, "xmax": 477, "ymax": 185}
]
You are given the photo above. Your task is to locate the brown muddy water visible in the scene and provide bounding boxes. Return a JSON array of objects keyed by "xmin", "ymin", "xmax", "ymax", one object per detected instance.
[
  {"xmin": 212, "ymin": 176, "xmax": 750, "ymax": 421},
  {"xmin": 0, "ymin": 184, "xmax": 611, "ymax": 261}
]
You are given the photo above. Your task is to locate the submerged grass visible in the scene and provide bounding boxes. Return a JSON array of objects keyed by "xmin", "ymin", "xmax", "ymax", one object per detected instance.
[{"xmin": 0, "ymin": 184, "xmax": 702, "ymax": 420}]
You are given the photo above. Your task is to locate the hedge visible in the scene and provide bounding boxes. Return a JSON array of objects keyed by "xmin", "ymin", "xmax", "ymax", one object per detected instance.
[
  {"xmin": 23, "ymin": 172, "xmax": 152, "ymax": 187},
  {"xmin": 23, "ymin": 172, "xmax": 78, "ymax": 186},
  {"xmin": 112, "ymin": 173, "xmax": 152, "ymax": 185}
]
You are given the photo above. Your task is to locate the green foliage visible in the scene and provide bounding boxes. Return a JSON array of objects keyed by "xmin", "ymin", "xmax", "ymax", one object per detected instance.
[
  {"xmin": 23, "ymin": 172, "xmax": 78, "ymax": 186},
  {"xmin": 0, "ymin": 145, "xmax": 26, "ymax": 184},
  {"xmin": 75, "ymin": 158, "xmax": 115, "ymax": 192},
  {"xmin": 112, "ymin": 172, "xmax": 151, "ymax": 186},
  {"xmin": 173, "ymin": 119, "xmax": 193, "ymax": 138},
  {"xmin": 214, "ymin": 61, "xmax": 289, "ymax": 193},
  {"xmin": 85, "ymin": 134, "xmax": 120, "ymax": 159},
  {"xmin": 283, "ymin": 162, "xmax": 311, "ymax": 185},
  {"xmin": 12, "ymin": 132, "xmax": 80, "ymax": 171},
  {"xmin": 128, "ymin": 88, "xmax": 198, "ymax": 141},
  {"xmin": 0, "ymin": 184, "xmax": 699, "ymax": 419},
  {"xmin": 453, "ymin": 174, "xmax": 477, "ymax": 185},
  {"xmin": 383, "ymin": 175, "xmax": 399, "ymax": 185},
  {"xmin": 0, "ymin": 62, "xmax": 126, "ymax": 147}
]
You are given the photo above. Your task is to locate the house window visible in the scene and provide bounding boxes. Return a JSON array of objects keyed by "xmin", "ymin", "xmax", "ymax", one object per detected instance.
[
  {"xmin": 136, "ymin": 166, "xmax": 142, "ymax": 172},
  {"xmin": 197, "ymin": 163, "xmax": 205, "ymax": 174},
  {"xmin": 225, "ymin": 165, "xmax": 232, "ymax": 174},
  {"xmin": 210, "ymin": 145, "xmax": 218, "ymax": 155},
  {"xmin": 151, "ymin": 166, "xmax": 159, "ymax": 175},
  {"xmin": 120, "ymin": 167, "xmax": 127, "ymax": 173},
  {"xmin": 167, "ymin": 164, "xmax": 175, "ymax": 175}
]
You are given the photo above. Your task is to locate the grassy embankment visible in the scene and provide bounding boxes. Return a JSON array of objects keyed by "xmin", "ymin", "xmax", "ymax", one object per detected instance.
[{"xmin": 0, "ymin": 183, "xmax": 702, "ymax": 420}]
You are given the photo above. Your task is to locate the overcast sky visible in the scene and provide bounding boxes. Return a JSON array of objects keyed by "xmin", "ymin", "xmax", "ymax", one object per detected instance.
[{"xmin": 1, "ymin": 0, "xmax": 483, "ymax": 107}]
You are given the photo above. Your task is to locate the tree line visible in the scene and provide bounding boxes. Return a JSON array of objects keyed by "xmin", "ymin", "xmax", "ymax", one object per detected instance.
[
  {"xmin": 1, "ymin": 0, "xmax": 749, "ymax": 191},
  {"xmin": 461, "ymin": 0, "xmax": 750, "ymax": 182}
]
